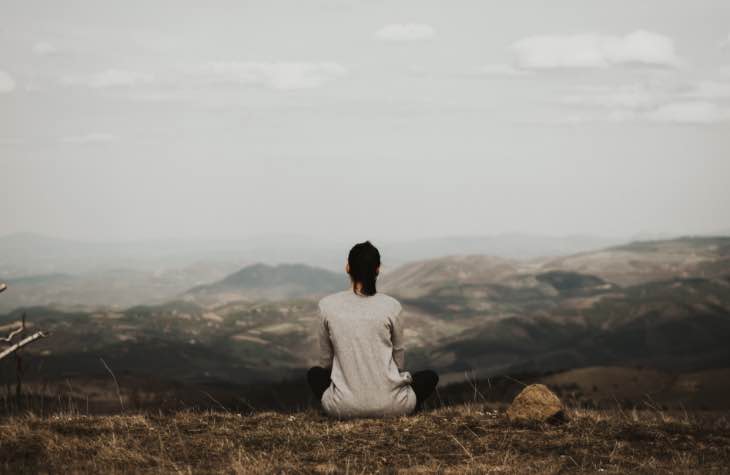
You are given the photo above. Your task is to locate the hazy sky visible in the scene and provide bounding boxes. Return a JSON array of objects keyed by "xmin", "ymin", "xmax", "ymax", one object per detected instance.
[{"xmin": 1, "ymin": 0, "xmax": 729, "ymax": 242}]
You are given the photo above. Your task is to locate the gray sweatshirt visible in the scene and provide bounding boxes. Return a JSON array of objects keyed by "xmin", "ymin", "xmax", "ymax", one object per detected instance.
[{"xmin": 317, "ymin": 290, "xmax": 417, "ymax": 418}]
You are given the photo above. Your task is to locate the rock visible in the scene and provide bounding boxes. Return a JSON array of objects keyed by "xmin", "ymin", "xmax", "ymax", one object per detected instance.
[{"xmin": 506, "ymin": 384, "xmax": 565, "ymax": 423}]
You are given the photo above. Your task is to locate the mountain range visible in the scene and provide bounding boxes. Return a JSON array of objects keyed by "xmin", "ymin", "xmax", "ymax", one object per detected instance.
[
  {"xmin": 0, "ymin": 231, "xmax": 637, "ymax": 311},
  {"xmin": 1, "ymin": 235, "xmax": 729, "ymax": 409}
]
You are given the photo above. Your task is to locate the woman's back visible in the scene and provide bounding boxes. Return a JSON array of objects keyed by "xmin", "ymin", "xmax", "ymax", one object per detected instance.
[{"xmin": 317, "ymin": 290, "xmax": 416, "ymax": 418}]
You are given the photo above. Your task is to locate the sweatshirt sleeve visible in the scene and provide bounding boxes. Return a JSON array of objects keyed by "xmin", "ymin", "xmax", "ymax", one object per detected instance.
[
  {"xmin": 389, "ymin": 301, "xmax": 406, "ymax": 371},
  {"xmin": 317, "ymin": 302, "xmax": 334, "ymax": 369}
]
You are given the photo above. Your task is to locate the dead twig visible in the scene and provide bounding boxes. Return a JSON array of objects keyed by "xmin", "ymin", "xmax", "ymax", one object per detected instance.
[
  {"xmin": 0, "ymin": 331, "xmax": 48, "ymax": 360},
  {"xmin": 199, "ymin": 390, "xmax": 229, "ymax": 413},
  {"xmin": 0, "ymin": 326, "xmax": 24, "ymax": 344},
  {"xmin": 1, "ymin": 311, "xmax": 27, "ymax": 344},
  {"xmin": 450, "ymin": 435, "xmax": 473, "ymax": 459},
  {"xmin": 100, "ymin": 358, "xmax": 124, "ymax": 412},
  {"xmin": 503, "ymin": 374, "xmax": 528, "ymax": 388}
]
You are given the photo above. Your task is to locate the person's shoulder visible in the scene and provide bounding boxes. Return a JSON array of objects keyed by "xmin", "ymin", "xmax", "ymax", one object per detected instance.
[
  {"xmin": 318, "ymin": 290, "xmax": 351, "ymax": 312},
  {"xmin": 376, "ymin": 292, "xmax": 402, "ymax": 314}
]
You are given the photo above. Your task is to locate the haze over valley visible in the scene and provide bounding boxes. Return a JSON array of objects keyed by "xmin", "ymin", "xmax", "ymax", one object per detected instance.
[{"xmin": 0, "ymin": 231, "xmax": 632, "ymax": 311}]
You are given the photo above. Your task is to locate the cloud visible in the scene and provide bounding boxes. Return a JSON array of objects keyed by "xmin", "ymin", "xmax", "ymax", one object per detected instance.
[
  {"xmin": 558, "ymin": 81, "xmax": 730, "ymax": 125},
  {"xmin": 33, "ymin": 42, "xmax": 58, "ymax": 56},
  {"xmin": 479, "ymin": 64, "xmax": 531, "ymax": 78},
  {"xmin": 0, "ymin": 70, "xmax": 16, "ymax": 93},
  {"xmin": 62, "ymin": 69, "xmax": 155, "ymax": 88},
  {"xmin": 512, "ymin": 30, "xmax": 680, "ymax": 70},
  {"xmin": 564, "ymin": 80, "xmax": 730, "ymax": 111},
  {"xmin": 60, "ymin": 62, "xmax": 347, "ymax": 96},
  {"xmin": 722, "ymin": 35, "xmax": 730, "ymax": 49},
  {"xmin": 561, "ymin": 84, "xmax": 666, "ymax": 110},
  {"xmin": 61, "ymin": 133, "xmax": 119, "ymax": 144},
  {"xmin": 192, "ymin": 62, "xmax": 347, "ymax": 90},
  {"xmin": 681, "ymin": 80, "xmax": 730, "ymax": 99},
  {"xmin": 646, "ymin": 101, "xmax": 730, "ymax": 124},
  {"xmin": 374, "ymin": 24, "xmax": 435, "ymax": 42}
]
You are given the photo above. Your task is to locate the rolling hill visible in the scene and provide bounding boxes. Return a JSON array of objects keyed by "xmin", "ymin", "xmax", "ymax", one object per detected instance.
[
  {"xmin": 538, "ymin": 236, "xmax": 730, "ymax": 286},
  {"xmin": 379, "ymin": 255, "xmax": 524, "ymax": 299},
  {"xmin": 0, "ymin": 262, "xmax": 238, "ymax": 313},
  {"xmin": 379, "ymin": 237, "xmax": 730, "ymax": 378},
  {"xmin": 183, "ymin": 263, "xmax": 348, "ymax": 305},
  {"xmin": 430, "ymin": 275, "xmax": 730, "ymax": 378}
]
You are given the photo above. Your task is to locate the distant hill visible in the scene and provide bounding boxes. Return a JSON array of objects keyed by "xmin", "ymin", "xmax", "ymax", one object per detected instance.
[
  {"xmin": 379, "ymin": 233, "xmax": 628, "ymax": 262},
  {"xmin": 184, "ymin": 263, "xmax": 348, "ymax": 305},
  {"xmin": 380, "ymin": 255, "xmax": 523, "ymax": 299},
  {"xmin": 377, "ymin": 237, "xmax": 730, "ymax": 378},
  {"xmin": 0, "ymin": 262, "xmax": 238, "ymax": 313},
  {"xmin": 381, "ymin": 236, "xmax": 730, "ymax": 301},
  {"xmin": 431, "ymin": 274, "xmax": 730, "ymax": 378},
  {"xmin": 539, "ymin": 236, "xmax": 730, "ymax": 286}
]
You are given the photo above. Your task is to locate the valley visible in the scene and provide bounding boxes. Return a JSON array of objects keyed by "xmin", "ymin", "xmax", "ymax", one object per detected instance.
[{"xmin": 1, "ymin": 235, "xmax": 729, "ymax": 412}]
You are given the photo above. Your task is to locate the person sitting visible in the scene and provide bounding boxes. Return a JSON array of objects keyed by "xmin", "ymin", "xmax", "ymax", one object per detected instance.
[{"xmin": 307, "ymin": 241, "xmax": 439, "ymax": 418}]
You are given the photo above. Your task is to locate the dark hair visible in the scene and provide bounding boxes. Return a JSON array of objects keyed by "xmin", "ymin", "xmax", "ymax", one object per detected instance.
[{"xmin": 347, "ymin": 241, "xmax": 381, "ymax": 296}]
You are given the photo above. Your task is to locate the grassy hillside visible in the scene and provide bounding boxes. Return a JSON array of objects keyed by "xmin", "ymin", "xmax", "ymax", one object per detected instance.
[
  {"xmin": 433, "ymin": 275, "xmax": 730, "ymax": 376},
  {"xmin": 0, "ymin": 299, "xmax": 321, "ymax": 386},
  {"xmin": 0, "ymin": 405, "xmax": 728, "ymax": 473}
]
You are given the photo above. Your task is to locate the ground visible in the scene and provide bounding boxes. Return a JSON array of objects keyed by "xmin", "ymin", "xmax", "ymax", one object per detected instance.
[{"xmin": 1, "ymin": 404, "xmax": 729, "ymax": 474}]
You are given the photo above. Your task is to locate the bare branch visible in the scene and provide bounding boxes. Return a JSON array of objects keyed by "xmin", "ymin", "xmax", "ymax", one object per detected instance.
[
  {"xmin": 1, "ymin": 313, "xmax": 31, "ymax": 344},
  {"xmin": 0, "ymin": 285, "xmax": 26, "ymax": 344},
  {"xmin": 0, "ymin": 331, "xmax": 48, "ymax": 360},
  {"xmin": 1, "ymin": 325, "xmax": 25, "ymax": 343}
]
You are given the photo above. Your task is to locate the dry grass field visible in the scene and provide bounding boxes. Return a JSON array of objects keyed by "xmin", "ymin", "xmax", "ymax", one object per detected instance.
[{"xmin": 1, "ymin": 404, "xmax": 729, "ymax": 474}]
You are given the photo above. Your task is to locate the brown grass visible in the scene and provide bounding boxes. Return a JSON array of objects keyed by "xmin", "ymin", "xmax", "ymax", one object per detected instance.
[{"xmin": 0, "ymin": 404, "xmax": 729, "ymax": 474}]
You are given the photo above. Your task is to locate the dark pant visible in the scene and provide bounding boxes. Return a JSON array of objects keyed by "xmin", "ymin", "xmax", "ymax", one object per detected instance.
[
  {"xmin": 307, "ymin": 366, "xmax": 332, "ymax": 401},
  {"xmin": 411, "ymin": 369, "xmax": 439, "ymax": 411},
  {"xmin": 307, "ymin": 366, "xmax": 439, "ymax": 412}
]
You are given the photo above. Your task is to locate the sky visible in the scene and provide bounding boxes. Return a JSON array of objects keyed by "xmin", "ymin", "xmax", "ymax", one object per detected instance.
[{"xmin": 1, "ymin": 0, "xmax": 729, "ymax": 243}]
